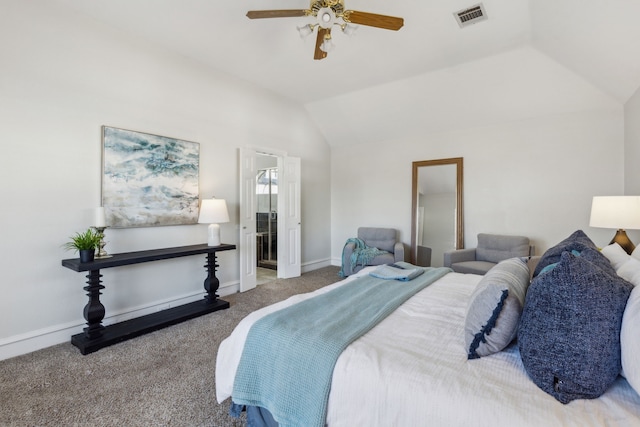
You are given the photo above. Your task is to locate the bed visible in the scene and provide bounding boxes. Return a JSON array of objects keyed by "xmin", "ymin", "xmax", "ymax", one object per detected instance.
[{"xmin": 216, "ymin": 231, "xmax": 640, "ymax": 427}]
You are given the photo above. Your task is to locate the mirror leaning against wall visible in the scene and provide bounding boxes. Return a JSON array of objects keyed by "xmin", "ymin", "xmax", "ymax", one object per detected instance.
[{"xmin": 411, "ymin": 157, "xmax": 464, "ymax": 267}]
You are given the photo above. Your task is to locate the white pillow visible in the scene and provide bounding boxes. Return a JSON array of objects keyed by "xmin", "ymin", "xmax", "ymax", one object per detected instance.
[
  {"xmin": 617, "ymin": 257, "xmax": 640, "ymax": 287},
  {"xmin": 632, "ymin": 245, "xmax": 640, "ymax": 261},
  {"xmin": 601, "ymin": 243, "xmax": 630, "ymax": 270},
  {"xmin": 621, "ymin": 286, "xmax": 640, "ymax": 393}
]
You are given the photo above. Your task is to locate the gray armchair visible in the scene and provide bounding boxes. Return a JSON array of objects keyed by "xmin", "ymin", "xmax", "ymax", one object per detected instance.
[
  {"xmin": 340, "ymin": 227, "xmax": 405, "ymax": 276},
  {"xmin": 443, "ymin": 233, "xmax": 533, "ymax": 275}
]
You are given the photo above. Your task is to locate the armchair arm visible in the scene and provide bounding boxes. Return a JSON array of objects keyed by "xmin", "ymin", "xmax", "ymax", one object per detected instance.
[
  {"xmin": 341, "ymin": 242, "xmax": 356, "ymax": 276},
  {"xmin": 443, "ymin": 248, "xmax": 477, "ymax": 267},
  {"xmin": 393, "ymin": 242, "xmax": 405, "ymax": 263}
]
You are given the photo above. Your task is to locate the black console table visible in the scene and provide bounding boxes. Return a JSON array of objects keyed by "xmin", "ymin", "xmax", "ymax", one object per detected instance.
[{"xmin": 62, "ymin": 243, "xmax": 236, "ymax": 355}]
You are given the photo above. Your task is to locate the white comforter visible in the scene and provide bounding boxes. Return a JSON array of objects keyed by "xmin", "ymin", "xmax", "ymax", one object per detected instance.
[{"xmin": 216, "ymin": 267, "xmax": 640, "ymax": 427}]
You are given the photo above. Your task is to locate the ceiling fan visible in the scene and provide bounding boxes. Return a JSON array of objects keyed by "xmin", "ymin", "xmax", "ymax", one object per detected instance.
[{"xmin": 246, "ymin": 0, "xmax": 404, "ymax": 60}]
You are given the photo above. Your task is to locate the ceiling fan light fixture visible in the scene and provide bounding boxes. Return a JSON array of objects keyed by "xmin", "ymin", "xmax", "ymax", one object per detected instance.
[
  {"xmin": 341, "ymin": 23, "xmax": 358, "ymax": 36},
  {"xmin": 245, "ymin": 0, "xmax": 403, "ymax": 59},
  {"xmin": 297, "ymin": 24, "xmax": 315, "ymax": 39},
  {"xmin": 316, "ymin": 7, "xmax": 336, "ymax": 29},
  {"xmin": 320, "ymin": 35, "xmax": 335, "ymax": 53}
]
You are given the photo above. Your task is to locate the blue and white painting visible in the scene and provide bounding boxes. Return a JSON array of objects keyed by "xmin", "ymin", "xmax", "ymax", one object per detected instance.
[{"xmin": 102, "ymin": 126, "xmax": 199, "ymax": 228}]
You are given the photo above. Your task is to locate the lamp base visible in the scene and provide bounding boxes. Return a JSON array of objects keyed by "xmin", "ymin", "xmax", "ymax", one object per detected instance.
[
  {"xmin": 207, "ymin": 223, "xmax": 221, "ymax": 246},
  {"xmin": 609, "ymin": 229, "xmax": 636, "ymax": 255}
]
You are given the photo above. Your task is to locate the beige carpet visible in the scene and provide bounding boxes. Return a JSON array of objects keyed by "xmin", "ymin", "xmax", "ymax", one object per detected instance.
[{"xmin": 0, "ymin": 266, "xmax": 341, "ymax": 427}]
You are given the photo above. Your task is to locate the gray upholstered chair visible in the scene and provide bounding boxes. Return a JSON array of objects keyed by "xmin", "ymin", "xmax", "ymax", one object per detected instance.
[
  {"xmin": 443, "ymin": 233, "xmax": 533, "ymax": 275},
  {"xmin": 341, "ymin": 227, "xmax": 405, "ymax": 276}
]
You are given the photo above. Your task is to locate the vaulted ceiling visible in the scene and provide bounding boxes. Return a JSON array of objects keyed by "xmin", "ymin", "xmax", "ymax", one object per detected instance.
[{"xmin": 51, "ymin": 0, "xmax": 640, "ymax": 146}]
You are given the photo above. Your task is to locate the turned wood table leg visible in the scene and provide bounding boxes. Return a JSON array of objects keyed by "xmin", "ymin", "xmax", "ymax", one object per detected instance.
[
  {"xmin": 203, "ymin": 253, "xmax": 220, "ymax": 304},
  {"xmin": 83, "ymin": 269, "xmax": 105, "ymax": 339}
]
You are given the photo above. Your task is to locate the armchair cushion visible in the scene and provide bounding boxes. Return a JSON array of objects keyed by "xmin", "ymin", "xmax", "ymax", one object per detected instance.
[
  {"xmin": 445, "ymin": 234, "xmax": 531, "ymax": 275},
  {"xmin": 476, "ymin": 233, "xmax": 531, "ymax": 263},
  {"xmin": 444, "ymin": 248, "xmax": 476, "ymax": 266},
  {"xmin": 451, "ymin": 261, "xmax": 498, "ymax": 275},
  {"xmin": 358, "ymin": 227, "xmax": 397, "ymax": 252}
]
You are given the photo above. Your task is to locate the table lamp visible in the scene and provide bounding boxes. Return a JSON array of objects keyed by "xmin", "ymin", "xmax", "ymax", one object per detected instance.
[
  {"xmin": 198, "ymin": 198, "xmax": 230, "ymax": 246},
  {"xmin": 589, "ymin": 196, "xmax": 640, "ymax": 254}
]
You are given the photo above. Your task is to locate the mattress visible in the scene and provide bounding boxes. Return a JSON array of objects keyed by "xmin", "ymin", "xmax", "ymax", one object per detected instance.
[{"xmin": 216, "ymin": 267, "xmax": 640, "ymax": 427}]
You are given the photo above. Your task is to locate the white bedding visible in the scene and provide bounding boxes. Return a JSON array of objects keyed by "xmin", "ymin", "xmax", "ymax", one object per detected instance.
[{"xmin": 216, "ymin": 267, "xmax": 640, "ymax": 427}]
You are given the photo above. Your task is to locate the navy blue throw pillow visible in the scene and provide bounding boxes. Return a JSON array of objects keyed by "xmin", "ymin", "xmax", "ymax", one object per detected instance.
[
  {"xmin": 518, "ymin": 251, "xmax": 633, "ymax": 404},
  {"xmin": 579, "ymin": 246, "xmax": 618, "ymax": 277},
  {"xmin": 532, "ymin": 230, "xmax": 596, "ymax": 278}
]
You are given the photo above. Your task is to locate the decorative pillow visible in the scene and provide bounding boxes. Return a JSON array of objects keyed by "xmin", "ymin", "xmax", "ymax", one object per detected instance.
[
  {"xmin": 602, "ymin": 243, "xmax": 631, "ymax": 270},
  {"xmin": 621, "ymin": 286, "xmax": 640, "ymax": 393},
  {"xmin": 532, "ymin": 230, "xmax": 596, "ymax": 278},
  {"xmin": 617, "ymin": 257, "xmax": 640, "ymax": 287},
  {"xmin": 578, "ymin": 247, "xmax": 618, "ymax": 277},
  {"xmin": 535, "ymin": 247, "xmax": 615, "ymax": 278},
  {"xmin": 465, "ymin": 257, "xmax": 530, "ymax": 359},
  {"xmin": 632, "ymin": 245, "xmax": 640, "ymax": 261},
  {"xmin": 518, "ymin": 251, "xmax": 633, "ymax": 404}
]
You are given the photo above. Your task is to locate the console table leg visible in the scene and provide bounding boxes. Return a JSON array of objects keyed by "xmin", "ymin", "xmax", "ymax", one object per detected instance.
[
  {"xmin": 83, "ymin": 270, "xmax": 105, "ymax": 339},
  {"xmin": 203, "ymin": 253, "xmax": 220, "ymax": 304}
]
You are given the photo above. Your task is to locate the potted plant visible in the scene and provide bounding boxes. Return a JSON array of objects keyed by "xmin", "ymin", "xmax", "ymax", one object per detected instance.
[{"xmin": 63, "ymin": 228, "xmax": 102, "ymax": 263}]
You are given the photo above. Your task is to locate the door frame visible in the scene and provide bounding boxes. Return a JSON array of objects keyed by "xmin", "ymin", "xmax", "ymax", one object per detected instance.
[{"xmin": 239, "ymin": 147, "xmax": 301, "ymax": 292}]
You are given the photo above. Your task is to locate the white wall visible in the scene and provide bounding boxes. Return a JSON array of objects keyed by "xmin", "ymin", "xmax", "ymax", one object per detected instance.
[
  {"xmin": 625, "ymin": 87, "xmax": 640, "ymax": 194},
  {"xmin": 331, "ymin": 110, "xmax": 624, "ymax": 264},
  {"xmin": 329, "ymin": 48, "xmax": 625, "ymax": 265},
  {"xmin": 623, "ymin": 87, "xmax": 640, "ymax": 244},
  {"xmin": 0, "ymin": 1, "xmax": 331, "ymax": 359}
]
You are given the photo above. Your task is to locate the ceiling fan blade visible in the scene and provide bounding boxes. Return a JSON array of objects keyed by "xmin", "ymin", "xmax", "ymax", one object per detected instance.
[
  {"xmin": 314, "ymin": 28, "xmax": 329, "ymax": 60},
  {"xmin": 344, "ymin": 10, "xmax": 404, "ymax": 30},
  {"xmin": 246, "ymin": 10, "xmax": 308, "ymax": 19}
]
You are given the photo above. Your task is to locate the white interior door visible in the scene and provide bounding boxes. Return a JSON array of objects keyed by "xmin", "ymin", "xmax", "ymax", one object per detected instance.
[
  {"xmin": 279, "ymin": 156, "xmax": 301, "ymax": 278},
  {"xmin": 239, "ymin": 148, "xmax": 257, "ymax": 292}
]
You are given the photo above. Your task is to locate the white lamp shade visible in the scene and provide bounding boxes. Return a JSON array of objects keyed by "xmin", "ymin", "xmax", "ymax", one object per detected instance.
[
  {"xmin": 590, "ymin": 196, "xmax": 640, "ymax": 230},
  {"xmin": 198, "ymin": 198, "xmax": 229, "ymax": 246},
  {"xmin": 198, "ymin": 199, "xmax": 229, "ymax": 224}
]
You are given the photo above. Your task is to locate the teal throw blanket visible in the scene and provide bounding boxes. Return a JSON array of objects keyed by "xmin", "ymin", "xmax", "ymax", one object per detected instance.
[
  {"xmin": 338, "ymin": 237, "xmax": 388, "ymax": 277},
  {"xmin": 231, "ymin": 266, "xmax": 451, "ymax": 427}
]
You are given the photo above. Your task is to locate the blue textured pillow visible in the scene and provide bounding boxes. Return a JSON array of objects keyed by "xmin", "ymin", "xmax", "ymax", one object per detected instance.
[
  {"xmin": 579, "ymin": 246, "xmax": 617, "ymax": 277},
  {"xmin": 518, "ymin": 251, "xmax": 633, "ymax": 403},
  {"xmin": 532, "ymin": 230, "xmax": 596, "ymax": 277}
]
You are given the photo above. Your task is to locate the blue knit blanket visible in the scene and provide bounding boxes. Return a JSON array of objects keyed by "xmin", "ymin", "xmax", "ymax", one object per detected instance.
[{"xmin": 231, "ymin": 266, "xmax": 451, "ymax": 427}]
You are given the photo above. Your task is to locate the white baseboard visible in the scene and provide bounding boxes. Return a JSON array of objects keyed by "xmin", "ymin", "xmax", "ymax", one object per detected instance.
[
  {"xmin": 0, "ymin": 261, "xmax": 334, "ymax": 361},
  {"xmin": 0, "ymin": 287, "xmax": 229, "ymax": 361},
  {"xmin": 302, "ymin": 257, "xmax": 332, "ymax": 272},
  {"xmin": 218, "ymin": 282, "xmax": 240, "ymax": 297}
]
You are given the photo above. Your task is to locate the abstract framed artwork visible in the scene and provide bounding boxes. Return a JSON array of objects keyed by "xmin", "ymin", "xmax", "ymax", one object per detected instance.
[{"xmin": 101, "ymin": 126, "xmax": 200, "ymax": 228}]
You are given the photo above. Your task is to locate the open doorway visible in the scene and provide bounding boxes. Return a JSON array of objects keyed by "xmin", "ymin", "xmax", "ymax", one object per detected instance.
[
  {"xmin": 256, "ymin": 153, "xmax": 278, "ymax": 285},
  {"xmin": 239, "ymin": 147, "xmax": 300, "ymax": 292}
]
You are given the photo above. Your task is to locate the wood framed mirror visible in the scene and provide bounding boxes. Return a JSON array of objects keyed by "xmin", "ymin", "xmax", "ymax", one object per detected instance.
[{"xmin": 411, "ymin": 157, "xmax": 464, "ymax": 267}]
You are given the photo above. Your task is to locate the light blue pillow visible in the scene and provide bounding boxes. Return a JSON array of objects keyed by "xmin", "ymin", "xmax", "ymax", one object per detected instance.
[{"xmin": 465, "ymin": 257, "xmax": 530, "ymax": 359}]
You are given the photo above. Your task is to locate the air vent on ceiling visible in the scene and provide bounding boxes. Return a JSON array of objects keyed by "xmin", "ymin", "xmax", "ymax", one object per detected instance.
[{"xmin": 454, "ymin": 3, "xmax": 488, "ymax": 28}]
